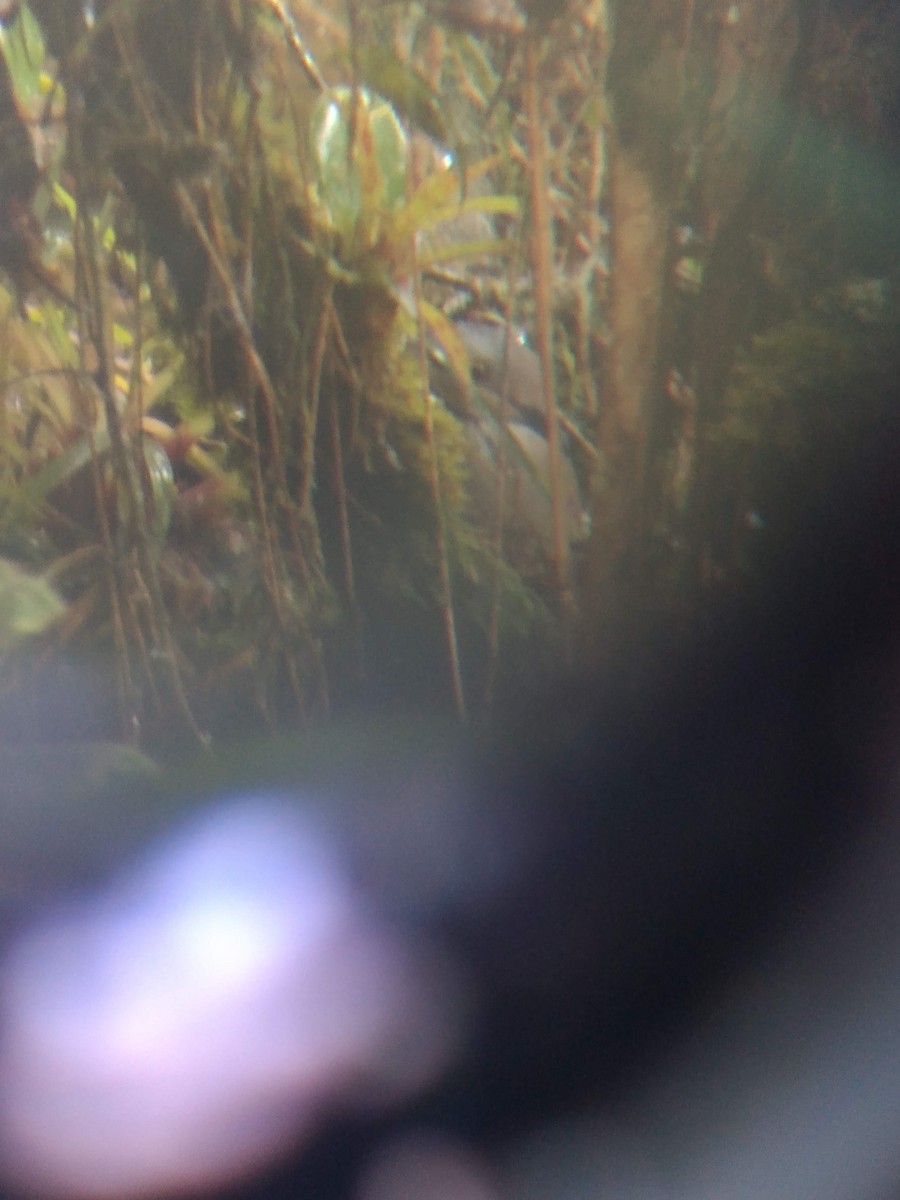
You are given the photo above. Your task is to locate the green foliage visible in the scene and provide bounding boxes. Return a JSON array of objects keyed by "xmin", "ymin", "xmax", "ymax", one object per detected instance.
[
  {"xmin": 719, "ymin": 280, "xmax": 899, "ymax": 456},
  {"xmin": 0, "ymin": 1, "xmax": 51, "ymax": 115},
  {"xmin": 310, "ymin": 87, "xmax": 411, "ymax": 259},
  {"xmin": 703, "ymin": 277, "xmax": 900, "ymax": 586},
  {"xmin": 1, "ymin": 0, "xmax": 889, "ymax": 738},
  {"xmin": 0, "ymin": 0, "xmax": 609, "ymax": 738},
  {"xmin": 354, "ymin": 46, "xmax": 449, "ymax": 148},
  {"xmin": 0, "ymin": 556, "xmax": 64, "ymax": 651}
]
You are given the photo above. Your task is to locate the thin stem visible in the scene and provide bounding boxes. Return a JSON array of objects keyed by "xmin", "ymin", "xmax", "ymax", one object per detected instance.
[{"xmin": 524, "ymin": 32, "xmax": 574, "ymax": 656}]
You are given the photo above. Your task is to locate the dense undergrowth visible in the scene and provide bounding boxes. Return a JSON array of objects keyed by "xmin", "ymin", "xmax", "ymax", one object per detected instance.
[
  {"xmin": 0, "ymin": 1, "xmax": 607, "ymax": 744},
  {"xmin": 0, "ymin": 0, "xmax": 896, "ymax": 748}
]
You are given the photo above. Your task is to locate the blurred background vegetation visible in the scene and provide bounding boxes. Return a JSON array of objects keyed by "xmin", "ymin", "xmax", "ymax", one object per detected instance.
[{"xmin": 0, "ymin": 0, "xmax": 897, "ymax": 751}]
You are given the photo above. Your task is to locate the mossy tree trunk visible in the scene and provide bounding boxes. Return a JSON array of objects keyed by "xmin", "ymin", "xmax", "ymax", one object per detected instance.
[{"xmin": 585, "ymin": 0, "xmax": 801, "ymax": 668}]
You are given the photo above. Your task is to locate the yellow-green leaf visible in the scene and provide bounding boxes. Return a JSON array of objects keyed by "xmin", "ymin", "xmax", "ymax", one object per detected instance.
[{"xmin": 0, "ymin": 557, "xmax": 65, "ymax": 648}]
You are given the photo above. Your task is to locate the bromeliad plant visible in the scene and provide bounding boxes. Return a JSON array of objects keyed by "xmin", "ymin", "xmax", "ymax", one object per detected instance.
[
  {"xmin": 0, "ymin": 0, "xmax": 583, "ymax": 741},
  {"xmin": 303, "ymin": 81, "xmax": 522, "ymax": 717}
]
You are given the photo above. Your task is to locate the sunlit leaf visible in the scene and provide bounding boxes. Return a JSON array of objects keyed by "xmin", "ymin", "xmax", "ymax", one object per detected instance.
[
  {"xmin": 429, "ymin": 192, "xmax": 519, "ymax": 225},
  {"xmin": 369, "ymin": 96, "xmax": 409, "ymax": 212},
  {"xmin": 0, "ymin": 1, "xmax": 47, "ymax": 112},
  {"xmin": 51, "ymin": 182, "xmax": 77, "ymax": 222},
  {"xmin": 310, "ymin": 87, "xmax": 409, "ymax": 255},
  {"xmin": 418, "ymin": 234, "xmax": 516, "ymax": 267},
  {"xmin": 390, "ymin": 155, "xmax": 508, "ymax": 242}
]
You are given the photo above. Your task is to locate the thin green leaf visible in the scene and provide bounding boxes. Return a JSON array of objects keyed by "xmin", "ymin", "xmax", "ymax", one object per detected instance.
[
  {"xmin": 419, "ymin": 302, "xmax": 473, "ymax": 403},
  {"xmin": 419, "ymin": 234, "xmax": 516, "ymax": 267}
]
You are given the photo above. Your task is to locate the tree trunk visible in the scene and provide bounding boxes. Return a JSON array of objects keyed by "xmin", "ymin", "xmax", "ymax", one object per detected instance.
[{"xmin": 585, "ymin": 0, "xmax": 801, "ymax": 668}]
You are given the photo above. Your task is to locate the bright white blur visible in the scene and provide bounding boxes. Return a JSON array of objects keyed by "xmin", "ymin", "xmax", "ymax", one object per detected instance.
[{"xmin": 0, "ymin": 797, "xmax": 463, "ymax": 1199}]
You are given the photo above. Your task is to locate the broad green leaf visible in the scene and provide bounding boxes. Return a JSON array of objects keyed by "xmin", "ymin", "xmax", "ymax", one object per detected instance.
[
  {"xmin": 310, "ymin": 87, "xmax": 409, "ymax": 254},
  {"xmin": 0, "ymin": 557, "xmax": 65, "ymax": 648},
  {"xmin": 311, "ymin": 90, "xmax": 363, "ymax": 241}
]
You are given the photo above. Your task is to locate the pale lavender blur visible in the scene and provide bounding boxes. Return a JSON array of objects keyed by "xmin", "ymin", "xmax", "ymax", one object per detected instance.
[{"xmin": 0, "ymin": 797, "xmax": 464, "ymax": 1199}]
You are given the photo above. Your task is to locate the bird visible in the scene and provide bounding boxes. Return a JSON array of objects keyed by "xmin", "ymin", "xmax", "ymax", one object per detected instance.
[
  {"xmin": 462, "ymin": 414, "xmax": 588, "ymax": 568},
  {"xmin": 439, "ymin": 317, "xmax": 589, "ymax": 569}
]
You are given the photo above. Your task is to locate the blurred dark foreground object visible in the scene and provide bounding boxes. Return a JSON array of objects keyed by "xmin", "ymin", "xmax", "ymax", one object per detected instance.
[{"xmin": 0, "ymin": 415, "xmax": 899, "ymax": 1200}]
